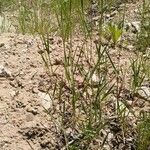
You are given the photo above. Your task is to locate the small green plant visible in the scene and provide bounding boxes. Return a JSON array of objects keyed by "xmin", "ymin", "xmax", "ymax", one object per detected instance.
[
  {"xmin": 137, "ymin": 112, "xmax": 150, "ymax": 150},
  {"xmin": 136, "ymin": 0, "xmax": 150, "ymax": 53},
  {"xmin": 107, "ymin": 22, "xmax": 123, "ymax": 45},
  {"xmin": 10, "ymin": 0, "xmax": 150, "ymax": 149},
  {"xmin": 130, "ymin": 56, "xmax": 145, "ymax": 93}
]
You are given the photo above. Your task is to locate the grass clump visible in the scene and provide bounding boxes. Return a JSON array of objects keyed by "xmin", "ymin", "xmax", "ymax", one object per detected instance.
[
  {"xmin": 17, "ymin": 0, "xmax": 150, "ymax": 149},
  {"xmin": 137, "ymin": 112, "xmax": 150, "ymax": 150},
  {"xmin": 136, "ymin": 0, "xmax": 150, "ymax": 53},
  {"xmin": 0, "ymin": 0, "xmax": 150, "ymax": 149}
]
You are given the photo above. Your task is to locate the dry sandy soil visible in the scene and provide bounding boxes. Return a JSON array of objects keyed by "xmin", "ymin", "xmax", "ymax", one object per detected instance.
[{"xmin": 0, "ymin": 33, "xmax": 56, "ymax": 149}]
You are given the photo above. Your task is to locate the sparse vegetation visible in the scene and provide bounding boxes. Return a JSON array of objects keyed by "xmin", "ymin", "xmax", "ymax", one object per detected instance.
[{"xmin": 0, "ymin": 0, "xmax": 150, "ymax": 149}]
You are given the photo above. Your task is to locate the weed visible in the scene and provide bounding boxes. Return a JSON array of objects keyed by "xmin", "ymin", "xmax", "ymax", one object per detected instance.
[
  {"xmin": 1, "ymin": 0, "xmax": 150, "ymax": 149},
  {"xmin": 137, "ymin": 112, "xmax": 150, "ymax": 150}
]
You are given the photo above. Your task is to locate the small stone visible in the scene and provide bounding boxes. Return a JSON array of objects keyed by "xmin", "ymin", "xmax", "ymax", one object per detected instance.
[
  {"xmin": 91, "ymin": 73, "xmax": 100, "ymax": 84},
  {"xmin": 137, "ymin": 86, "xmax": 150, "ymax": 100},
  {"xmin": 32, "ymin": 87, "xmax": 39, "ymax": 94},
  {"xmin": 134, "ymin": 9, "xmax": 138, "ymax": 13},
  {"xmin": 105, "ymin": 14, "xmax": 110, "ymax": 19},
  {"xmin": 38, "ymin": 50, "xmax": 44, "ymax": 55},
  {"xmin": 110, "ymin": 10, "xmax": 117, "ymax": 18},
  {"xmin": 0, "ymin": 65, "xmax": 11, "ymax": 77},
  {"xmin": 126, "ymin": 45, "xmax": 134, "ymax": 50},
  {"xmin": 131, "ymin": 21, "xmax": 140, "ymax": 33},
  {"xmin": 10, "ymin": 90, "xmax": 16, "ymax": 97},
  {"xmin": 26, "ymin": 107, "xmax": 38, "ymax": 115},
  {"xmin": 38, "ymin": 92, "xmax": 52, "ymax": 110}
]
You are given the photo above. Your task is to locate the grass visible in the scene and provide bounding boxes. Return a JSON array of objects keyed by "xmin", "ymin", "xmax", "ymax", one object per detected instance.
[
  {"xmin": 1, "ymin": 0, "xmax": 150, "ymax": 149},
  {"xmin": 137, "ymin": 112, "xmax": 150, "ymax": 150}
]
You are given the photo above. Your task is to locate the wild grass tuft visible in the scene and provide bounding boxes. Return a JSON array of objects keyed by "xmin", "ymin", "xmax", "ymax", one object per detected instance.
[{"xmin": 1, "ymin": 0, "xmax": 150, "ymax": 149}]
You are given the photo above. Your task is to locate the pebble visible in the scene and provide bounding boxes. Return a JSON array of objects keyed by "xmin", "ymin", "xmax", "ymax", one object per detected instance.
[
  {"xmin": 26, "ymin": 107, "xmax": 38, "ymax": 115},
  {"xmin": 124, "ymin": 21, "xmax": 140, "ymax": 33},
  {"xmin": 38, "ymin": 92, "xmax": 52, "ymax": 110},
  {"xmin": 137, "ymin": 86, "xmax": 150, "ymax": 101},
  {"xmin": 32, "ymin": 87, "xmax": 39, "ymax": 94},
  {"xmin": 110, "ymin": 10, "xmax": 117, "ymax": 18},
  {"xmin": 91, "ymin": 73, "xmax": 100, "ymax": 84},
  {"xmin": 10, "ymin": 90, "xmax": 17, "ymax": 97},
  {"xmin": 0, "ymin": 65, "xmax": 11, "ymax": 77},
  {"xmin": 131, "ymin": 21, "xmax": 140, "ymax": 33}
]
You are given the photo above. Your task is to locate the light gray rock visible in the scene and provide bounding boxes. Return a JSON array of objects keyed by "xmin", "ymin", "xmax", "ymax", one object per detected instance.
[
  {"xmin": 9, "ymin": 90, "xmax": 16, "ymax": 97},
  {"xmin": 38, "ymin": 92, "xmax": 52, "ymax": 110},
  {"xmin": 91, "ymin": 73, "xmax": 100, "ymax": 84},
  {"xmin": 0, "ymin": 65, "xmax": 11, "ymax": 77},
  {"xmin": 26, "ymin": 107, "xmax": 38, "ymax": 115},
  {"xmin": 124, "ymin": 21, "xmax": 140, "ymax": 33},
  {"xmin": 138, "ymin": 86, "xmax": 150, "ymax": 101},
  {"xmin": 131, "ymin": 21, "xmax": 140, "ymax": 33}
]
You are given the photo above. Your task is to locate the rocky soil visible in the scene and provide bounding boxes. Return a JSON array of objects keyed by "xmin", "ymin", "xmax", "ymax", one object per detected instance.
[{"xmin": 0, "ymin": 33, "xmax": 61, "ymax": 149}]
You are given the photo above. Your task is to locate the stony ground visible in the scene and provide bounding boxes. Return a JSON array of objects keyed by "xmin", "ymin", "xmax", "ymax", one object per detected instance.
[
  {"xmin": 0, "ymin": 33, "xmax": 55, "ymax": 149},
  {"xmin": 0, "ymin": 0, "xmax": 150, "ymax": 150}
]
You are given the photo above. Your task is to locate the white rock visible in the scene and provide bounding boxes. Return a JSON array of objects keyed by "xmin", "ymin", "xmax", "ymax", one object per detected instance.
[
  {"xmin": 0, "ymin": 65, "xmax": 11, "ymax": 77},
  {"xmin": 126, "ymin": 45, "xmax": 134, "ymax": 50},
  {"xmin": 10, "ymin": 90, "xmax": 16, "ymax": 97},
  {"xmin": 138, "ymin": 86, "xmax": 150, "ymax": 100},
  {"xmin": 131, "ymin": 21, "xmax": 140, "ymax": 33},
  {"xmin": 124, "ymin": 21, "xmax": 140, "ymax": 33},
  {"xmin": 85, "ymin": 70, "xmax": 101, "ymax": 86},
  {"xmin": 91, "ymin": 73, "xmax": 100, "ymax": 83},
  {"xmin": 38, "ymin": 92, "xmax": 52, "ymax": 110},
  {"xmin": 110, "ymin": 10, "xmax": 117, "ymax": 17}
]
